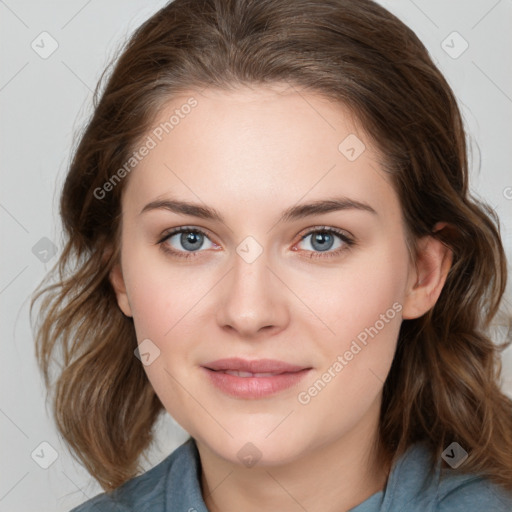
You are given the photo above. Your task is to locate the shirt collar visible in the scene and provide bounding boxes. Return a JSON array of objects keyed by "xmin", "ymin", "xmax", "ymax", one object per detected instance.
[{"xmin": 165, "ymin": 437, "xmax": 441, "ymax": 512}]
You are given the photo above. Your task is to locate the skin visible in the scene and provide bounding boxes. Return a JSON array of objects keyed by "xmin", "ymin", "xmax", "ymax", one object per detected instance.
[{"xmin": 109, "ymin": 83, "xmax": 452, "ymax": 512}]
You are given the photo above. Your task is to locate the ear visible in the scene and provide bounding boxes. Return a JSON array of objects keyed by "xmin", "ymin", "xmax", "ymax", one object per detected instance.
[
  {"xmin": 402, "ymin": 222, "xmax": 454, "ymax": 320},
  {"xmin": 109, "ymin": 261, "xmax": 133, "ymax": 318}
]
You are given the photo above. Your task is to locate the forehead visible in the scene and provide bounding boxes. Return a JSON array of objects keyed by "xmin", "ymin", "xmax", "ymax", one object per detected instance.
[{"xmin": 122, "ymin": 85, "xmax": 400, "ymax": 224}]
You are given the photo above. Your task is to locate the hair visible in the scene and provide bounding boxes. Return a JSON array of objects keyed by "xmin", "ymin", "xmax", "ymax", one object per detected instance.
[{"xmin": 31, "ymin": 0, "xmax": 512, "ymax": 494}]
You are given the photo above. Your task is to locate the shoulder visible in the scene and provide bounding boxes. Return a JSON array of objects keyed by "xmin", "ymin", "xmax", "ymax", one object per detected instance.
[
  {"xmin": 69, "ymin": 437, "xmax": 197, "ymax": 512},
  {"xmin": 436, "ymin": 470, "xmax": 512, "ymax": 512},
  {"xmin": 382, "ymin": 441, "xmax": 512, "ymax": 512}
]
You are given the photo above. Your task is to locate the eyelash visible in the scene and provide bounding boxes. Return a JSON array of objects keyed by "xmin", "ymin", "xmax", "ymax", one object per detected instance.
[{"xmin": 157, "ymin": 225, "xmax": 356, "ymax": 260}]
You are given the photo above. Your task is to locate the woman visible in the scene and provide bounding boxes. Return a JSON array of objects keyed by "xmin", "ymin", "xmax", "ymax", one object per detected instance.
[{"xmin": 31, "ymin": 0, "xmax": 512, "ymax": 510}]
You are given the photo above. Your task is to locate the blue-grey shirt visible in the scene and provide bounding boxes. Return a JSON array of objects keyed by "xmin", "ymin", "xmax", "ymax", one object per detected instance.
[{"xmin": 71, "ymin": 437, "xmax": 512, "ymax": 511}]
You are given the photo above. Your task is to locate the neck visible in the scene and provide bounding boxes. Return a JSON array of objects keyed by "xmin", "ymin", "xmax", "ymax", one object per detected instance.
[{"xmin": 196, "ymin": 395, "xmax": 391, "ymax": 512}]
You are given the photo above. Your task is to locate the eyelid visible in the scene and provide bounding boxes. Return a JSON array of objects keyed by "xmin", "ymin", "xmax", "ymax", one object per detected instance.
[
  {"xmin": 157, "ymin": 225, "xmax": 219, "ymax": 259},
  {"xmin": 157, "ymin": 225, "xmax": 355, "ymax": 259},
  {"xmin": 157, "ymin": 225, "xmax": 215, "ymax": 245},
  {"xmin": 296, "ymin": 225, "xmax": 353, "ymax": 241},
  {"xmin": 294, "ymin": 226, "xmax": 355, "ymax": 259}
]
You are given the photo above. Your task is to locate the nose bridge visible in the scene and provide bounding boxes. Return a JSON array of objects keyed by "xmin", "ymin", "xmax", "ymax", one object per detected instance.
[{"xmin": 216, "ymin": 235, "xmax": 287, "ymax": 336}]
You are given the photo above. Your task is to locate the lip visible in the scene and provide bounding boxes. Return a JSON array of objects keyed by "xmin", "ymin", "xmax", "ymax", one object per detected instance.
[
  {"xmin": 203, "ymin": 357, "xmax": 308, "ymax": 373},
  {"xmin": 201, "ymin": 358, "xmax": 312, "ymax": 399}
]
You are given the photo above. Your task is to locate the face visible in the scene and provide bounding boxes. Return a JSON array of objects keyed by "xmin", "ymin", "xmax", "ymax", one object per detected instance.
[{"xmin": 109, "ymin": 84, "xmax": 438, "ymax": 467}]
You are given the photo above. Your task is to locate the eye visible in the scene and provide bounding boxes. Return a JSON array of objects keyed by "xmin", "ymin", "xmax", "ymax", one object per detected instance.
[
  {"xmin": 294, "ymin": 227, "xmax": 355, "ymax": 259},
  {"xmin": 157, "ymin": 225, "xmax": 355, "ymax": 260},
  {"xmin": 157, "ymin": 227, "xmax": 218, "ymax": 259}
]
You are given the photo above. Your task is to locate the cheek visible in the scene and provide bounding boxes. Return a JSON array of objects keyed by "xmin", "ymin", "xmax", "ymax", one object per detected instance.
[
  {"xmin": 124, "ymin": 269, "xmax": 168, "ymax": 339},
  {"xmin": 120, "ymin": 247, "xmax": 197, "ymax": 423},
  {"xmin": 300, "ymin": 242, "xmax": 408, "ymax": 398},
  {"xmin": 121, "ymin": 240, "xmax": 205, "ymax": 338},
  {"xmin": 307, "ymin": 243, "xmax": 408, "ymax": 338}
]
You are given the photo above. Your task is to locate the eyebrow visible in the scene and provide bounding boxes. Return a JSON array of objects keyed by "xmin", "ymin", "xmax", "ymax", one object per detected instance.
[{"xmin": 139, "ymin": 196, "xmax": 377, "ymax": 223}]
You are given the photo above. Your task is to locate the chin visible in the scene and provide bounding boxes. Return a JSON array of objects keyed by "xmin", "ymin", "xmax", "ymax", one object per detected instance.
[{"xmin": 197, "ymin": 425, "xmax": 311, "ymax": 468}]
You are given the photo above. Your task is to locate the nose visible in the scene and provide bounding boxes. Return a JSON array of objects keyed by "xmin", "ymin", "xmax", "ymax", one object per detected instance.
[{"xmin": 215, "ymin": 245, "xmax": 289, "ymax": 340}]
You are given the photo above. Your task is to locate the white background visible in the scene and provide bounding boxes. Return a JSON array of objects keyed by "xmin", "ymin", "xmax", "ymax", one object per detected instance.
[{"xmin": 1, "ymin": 1, "xmax": 511, "ymax": 510}]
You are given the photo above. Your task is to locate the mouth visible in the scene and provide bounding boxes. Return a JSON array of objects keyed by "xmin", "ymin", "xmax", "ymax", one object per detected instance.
[
  {"xmin": 203, "ymin": 357, "xmax": 309, "ymax": 374},
  {"xmin": 213, "ymin": 370, "xmax": 293, "ymax": 377},
  {"xmin": 201, "ymin": 358, "xmax": 312, "ymax": 399}
]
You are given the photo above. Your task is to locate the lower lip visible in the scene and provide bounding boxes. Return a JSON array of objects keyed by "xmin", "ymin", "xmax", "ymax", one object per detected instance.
[{"xmin": 202, "ymin": 367, "xmax": 311, "ymax": 399}]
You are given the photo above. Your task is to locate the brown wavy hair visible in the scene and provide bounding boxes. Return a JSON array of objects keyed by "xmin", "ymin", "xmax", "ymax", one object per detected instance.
[{"xmin": 30, "ymin": 0, "xmax": 512, "ymax": 494}]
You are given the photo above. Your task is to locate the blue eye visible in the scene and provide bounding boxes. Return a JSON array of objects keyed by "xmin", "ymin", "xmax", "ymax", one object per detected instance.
[
  {"xmin": 295, "ymin": 227, "xmax": 355, "ymax": 259},
  {"xmin": 157, "ymin": 226, "xmax": 355, "ymax": 260},
  {"xmin": 158, "ymin": 227, "xmax": 216, "ymax": 258}
]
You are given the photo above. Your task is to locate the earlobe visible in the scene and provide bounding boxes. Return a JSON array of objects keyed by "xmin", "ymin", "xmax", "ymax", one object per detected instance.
[
  {"xmin": 109, "ymin": 262, "xmax": 133, "ymax": 318},
  {"xmin": 402, "ymin": 222, "xmax": 453, "ymax": 320}
]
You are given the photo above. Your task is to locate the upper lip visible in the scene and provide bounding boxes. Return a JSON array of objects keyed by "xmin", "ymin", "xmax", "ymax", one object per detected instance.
[{"xmin": 203, "ymin": 358, "xmax": 309, "ymax": 373}]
